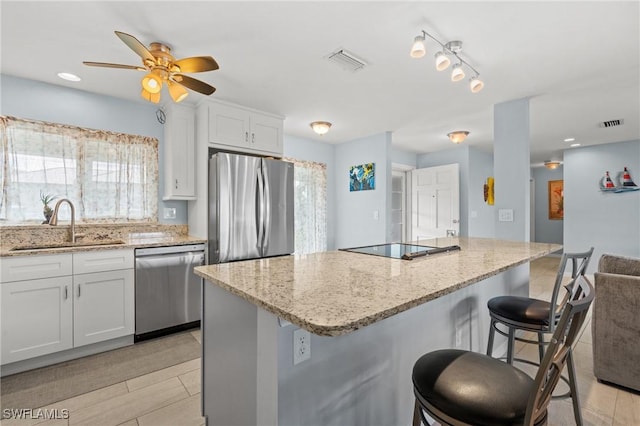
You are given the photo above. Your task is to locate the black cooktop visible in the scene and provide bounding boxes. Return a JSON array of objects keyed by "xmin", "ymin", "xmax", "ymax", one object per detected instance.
[{"xmin": 340, "ymin": 243, "xmax": 460, "ymax": 260}]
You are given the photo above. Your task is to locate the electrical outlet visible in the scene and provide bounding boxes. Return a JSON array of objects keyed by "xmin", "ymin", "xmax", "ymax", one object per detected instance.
[
  {"xmin": 163, "ymin": 207, "xmax": 177, "ymax": 219},
  {"xmin": 293, "ymin": 328, "xmax": 311, "ymax": 365},
  {"xmin": 455, "ymin": 329, "xmax": 462, "ymax": 347}
]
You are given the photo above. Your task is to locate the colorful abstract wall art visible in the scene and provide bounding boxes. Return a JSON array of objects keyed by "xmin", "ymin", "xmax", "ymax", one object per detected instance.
[{"xmin": 349, "ymin": 163, "xmax": 375, "ymax": 192}]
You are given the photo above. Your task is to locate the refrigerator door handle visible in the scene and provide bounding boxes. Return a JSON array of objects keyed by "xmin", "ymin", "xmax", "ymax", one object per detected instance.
[
  {"xmin": 262, "ymin": 162, "xmax": 272, "ymax": 253},
  {"xmin": 257, "ymin": 164, "xmax": 265, "ymax": 253}
]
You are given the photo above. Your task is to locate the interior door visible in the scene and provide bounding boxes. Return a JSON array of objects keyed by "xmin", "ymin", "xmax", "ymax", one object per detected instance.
[{"xmin": 411, "ymin": 163, "xmax": 460, "ymax": 241}]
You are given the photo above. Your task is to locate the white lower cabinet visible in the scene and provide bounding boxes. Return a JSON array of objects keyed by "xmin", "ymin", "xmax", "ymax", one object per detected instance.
[
  {"xmin": 0, "ymin": 249, "xmax": 134, "ymax": 365},
  {"xmin": 73, "ymin": 269, "xmax": 134, "ymax": 347},
  {"xmin": 1, "ymin": 276, "xmax": 73, "ymax": 364}
]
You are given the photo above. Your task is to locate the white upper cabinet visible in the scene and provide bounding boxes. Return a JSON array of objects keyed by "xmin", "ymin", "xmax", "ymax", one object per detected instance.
[
  {"xmin": 205, "ymin": 100, "xmax": 283, "ymax": 156},
  {"xmin": 163, "ymin": 103, "xmax": 196, "ymax": 200}
]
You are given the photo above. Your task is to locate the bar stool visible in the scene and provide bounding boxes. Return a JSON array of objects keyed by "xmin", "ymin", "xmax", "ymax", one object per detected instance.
[
  {"xmin": 412, "ymin": 275, "xmax": 594, "ymax": 426},
  {"xmin": 485, "ymin": 247, "xmax": 593, "ymax": 425}
]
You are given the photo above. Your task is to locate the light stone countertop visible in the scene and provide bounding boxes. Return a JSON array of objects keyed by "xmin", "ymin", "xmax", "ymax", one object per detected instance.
[
  {"xmin": 0, "ymin": 224, "xmax": 206, "ymax": 257},
  {"xmin": 194, "ymin": 237, "xmax": 562, "ymax": 336}
]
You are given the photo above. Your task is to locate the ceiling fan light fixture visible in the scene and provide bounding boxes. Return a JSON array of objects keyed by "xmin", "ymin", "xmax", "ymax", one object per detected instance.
[
  {"xmin": 310, "ymin": 121, "xmax": 332, "ymax": 135},
  {"xmin": 168, "ymin": 80, "xmax": 189, "ymax": 103},
  {"xmin": 141, "ymin": 88, "xmax": 161, "ymax": 104},
  {"xmin": 447, "ymin": 131, "xmax": 469, "ymax": 144},
  {"xmin": 142, "ymin": 71, "xmax": 163, "ymax": 94},
  {"xmin": 434, "ymin": 51, "xmax": 450, "ymax": 71},
  {"xmin": 410, "ymin": 35, "xmax": 426, "ymax": 58}
]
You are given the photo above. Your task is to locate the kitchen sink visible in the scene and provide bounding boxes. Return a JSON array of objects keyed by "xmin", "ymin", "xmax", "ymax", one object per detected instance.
[{"xmin": 10, "ymin": 240, "xmax": 127, "ymax": 251}]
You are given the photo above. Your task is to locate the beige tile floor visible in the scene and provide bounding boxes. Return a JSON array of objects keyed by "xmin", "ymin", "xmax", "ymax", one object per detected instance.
[{"xmin": 2, "ymin": 256, "xmax": 638, "ymax": 426}]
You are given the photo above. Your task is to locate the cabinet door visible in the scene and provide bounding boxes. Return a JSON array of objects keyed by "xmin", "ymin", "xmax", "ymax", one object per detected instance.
[
  {"xmin": 250, "ymin": 113, "xmax": 283, "ymax": 155},
  {"xmin": 164, "ymin": 104, "xmax": 196, "ymax": 200},
  {"xmin": 208, "ymin": 103, "xmax": 251, "ymax": 147},
  {"xmin": 73, "ymin": 269, "xmax": 134, "ymax": 347},
  {"xmin": 1, "ymin": 277, "xmax": 73, "ymax": 364}
]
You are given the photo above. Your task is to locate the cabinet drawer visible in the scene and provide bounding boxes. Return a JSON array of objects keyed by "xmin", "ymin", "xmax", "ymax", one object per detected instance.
[
  {"xmin": 73, "ymin": 249, "xmax": 134, "ymax": 274},
  {"xmin": 1, "ymin": 254, "xmax": 73, "ymax": 283}
]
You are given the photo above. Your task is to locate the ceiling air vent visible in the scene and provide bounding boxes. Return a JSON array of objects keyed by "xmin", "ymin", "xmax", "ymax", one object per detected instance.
[
  {"xmin": 599, "ymin": 119, "xmax": 624, "ymax": 128},
  {"xmin": 327, "ymin": 48, "xmax": 367, "ymax": 72}
]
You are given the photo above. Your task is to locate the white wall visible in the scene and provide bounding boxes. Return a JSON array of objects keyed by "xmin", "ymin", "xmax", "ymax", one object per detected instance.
[
  {"xmin": 0, "ymin": 74, "xmax": 185, "ymax": 224},
  {"xmin": 493, "ymin": 98, "xmax": 530, "ymax": 241},
  {"xmin": 283, "ymin": 135, "xmax": 337, "ymax": 250},
  {"xmin": 531, "ymin": 165, "xmax": 564, "ymax": 244},
  {"xmin": 334, "ymin": 132, "xmax": 392, "ymax": 248},
  {"xmin": 564, "ymin": 140, "xmax": 640, "ymax": 273},
  {"xmin": 468, "ymin": 147, "xmax": 496, "ymax": 238}
]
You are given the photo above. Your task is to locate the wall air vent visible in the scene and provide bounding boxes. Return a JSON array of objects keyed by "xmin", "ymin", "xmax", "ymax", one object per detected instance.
[
  {"xmin": 599, "ymin": 119, "xmax": 624, "ymax": 128},
  {"xmin": 327, "ymin": 48, "xmax": 367, "ymax": 72}
]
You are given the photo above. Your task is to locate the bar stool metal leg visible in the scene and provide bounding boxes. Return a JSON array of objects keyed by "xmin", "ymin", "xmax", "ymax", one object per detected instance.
[
  {"xmin": 537, "ymin": 332, "xmax": 545, "ymax": 362},
  {"xmin": 487, "ymin": 319, "xmax": 496, "ymax": 356},
  {"xmin": 566, "ymin": 349, "xmax": 584, "ymax": 426},
  {"xmin": 507, "ymin": 327, "xmax": 515, "ymax": 364}
]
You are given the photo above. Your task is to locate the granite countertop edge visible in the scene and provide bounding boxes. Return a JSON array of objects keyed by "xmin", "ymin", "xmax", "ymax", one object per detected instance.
[
  {"xmin": 0, "ymin": 236, "xmax": 208, "ymax": 257},
  {"xmin": 195, "ymin": 240, "xmax": 560, "ymax": 337}
]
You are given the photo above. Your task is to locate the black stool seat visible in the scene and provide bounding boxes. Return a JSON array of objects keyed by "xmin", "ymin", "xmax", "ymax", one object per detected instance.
[
  {"xmin": 488, "ymin": 296, "xmax": 555, "ymax": 326},
  {"xmin": 413, "ymin": 349, "xmax": 538, "ymax": 426}
]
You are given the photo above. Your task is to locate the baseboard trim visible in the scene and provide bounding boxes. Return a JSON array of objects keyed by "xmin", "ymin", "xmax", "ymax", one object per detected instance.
[{"xmin": 1, "ymin": 335, "xmax": 134, "ymax": 377}]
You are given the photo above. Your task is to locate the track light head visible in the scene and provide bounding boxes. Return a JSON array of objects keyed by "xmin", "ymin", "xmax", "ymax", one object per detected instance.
[
  {"xmin": 451, "ymin": 63, "xmax": 465, "ymax": 82},
  {"xmin": 434, "ymin": 51, "xmax": 450, "ymax": 71},
  {"xmin": 410, "ymin": 35, "xmax": 426, "ymax": 58},
  {"xmin": 469, "ymin": 75, "xmax": 484, "ymax": 93}
]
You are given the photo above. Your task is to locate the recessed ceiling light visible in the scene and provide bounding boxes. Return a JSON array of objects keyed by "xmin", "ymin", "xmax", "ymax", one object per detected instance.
[
  {"xmin": 570, "ymin": 143, "xmax": 581, "ymax": 147},
  {"xmin": 57, "ymin": 72, "xmax": 81, "ymax": 82},
  {"xmin": 563, "ymin": 137, "xmax": 575, "ymax": 142}
]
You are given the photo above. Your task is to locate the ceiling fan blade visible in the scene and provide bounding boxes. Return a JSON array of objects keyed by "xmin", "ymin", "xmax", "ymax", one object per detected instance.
[
  {"xmin": 115, "ymin": 31, "xmax": 155, "ymax": 62},
  {"xmin": 173, "ymin": 56, "xmax": 219, "ymax": 73},
  {"xmin": 173, "ymin": 74, "xmax": 216, "ymax": 95},
  {"xmin": 83, "ymin": 61, "xmax": 146, "ymax": 71}
]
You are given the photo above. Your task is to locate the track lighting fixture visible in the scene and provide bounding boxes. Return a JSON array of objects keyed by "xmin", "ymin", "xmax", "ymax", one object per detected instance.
[{"xmin": 410, "ymin": 29, "xmax": 484, "ymax": 93}]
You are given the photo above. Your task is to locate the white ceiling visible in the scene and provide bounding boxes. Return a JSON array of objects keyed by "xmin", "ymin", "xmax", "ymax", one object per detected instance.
[{"xmin": 2, "ymin": 1, "xmax": 639, "ymax": 165}]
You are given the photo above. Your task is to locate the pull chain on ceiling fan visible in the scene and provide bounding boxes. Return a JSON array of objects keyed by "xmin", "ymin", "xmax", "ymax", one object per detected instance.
[{"xmin": 83, "ymin": 31, "xmax": 219, "ymax": 104}]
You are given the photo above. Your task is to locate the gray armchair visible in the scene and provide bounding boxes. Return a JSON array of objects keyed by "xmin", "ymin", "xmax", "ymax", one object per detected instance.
[{"xmin": 592, "ymin": 254, "xmax": 640, "ymax": 391}]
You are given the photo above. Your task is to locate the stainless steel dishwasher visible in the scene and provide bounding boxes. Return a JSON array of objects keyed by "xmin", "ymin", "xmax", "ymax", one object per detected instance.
[{"xmin": 134, "ymin": 244, "xmax": 205, "ymax": 341}]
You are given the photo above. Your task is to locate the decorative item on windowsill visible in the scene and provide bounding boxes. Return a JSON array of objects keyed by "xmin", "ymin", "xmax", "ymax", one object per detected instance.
[
  {"xmin": 600, "ymin": 167, "xmax": 639, "ymax": 193},
  {"xmin": 40, "ymin": 191, "xmax": 57, "ymax": 224}
]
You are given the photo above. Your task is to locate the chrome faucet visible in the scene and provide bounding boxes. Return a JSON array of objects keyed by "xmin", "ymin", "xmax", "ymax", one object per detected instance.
[{"xmin": 49, "ymin": 198, "xmax": 83, "ymax": 243}]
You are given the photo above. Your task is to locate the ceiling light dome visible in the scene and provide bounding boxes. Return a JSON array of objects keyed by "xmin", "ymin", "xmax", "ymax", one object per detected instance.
[
  {"xmin": 410, "ymin": 35, "xmax": 426, "ymax": 58},
  {"xmin": 310, "ymin": 121, "xmax": 332, "ymax": 135},
  {"xmin": 434, "ymin": 51, "xmax": 450, "ymax": 71},
  {"xmin": 451, "ymin": 63, "xmax": 465, "ymax": 82},
  {"xmin": 544, "ymin": 161, "xmax": 562, "ymax": 170},
  {"xmin": 447, "ymin": 131, "xmax": 469, "ymax": 144},
  {"xmin": 469, "ymin": 75, "xmax": 484, "ymax": 93}
]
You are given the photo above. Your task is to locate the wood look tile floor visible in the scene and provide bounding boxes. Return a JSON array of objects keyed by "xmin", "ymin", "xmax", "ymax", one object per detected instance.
[{"xmin": 2, "ymin": 256, "xmax": 638, "ymax": 426}]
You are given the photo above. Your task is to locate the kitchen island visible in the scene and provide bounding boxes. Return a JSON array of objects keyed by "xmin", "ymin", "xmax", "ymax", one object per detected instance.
[{"xmin": 194, "ymin": 237, "xmax": 561, "ymax": 426}]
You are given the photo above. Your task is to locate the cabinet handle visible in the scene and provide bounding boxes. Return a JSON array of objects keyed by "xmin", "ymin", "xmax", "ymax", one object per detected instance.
[
  {"xmin": 77, "ymin": 285, "xmax": 81, "ymax": 298},
  {"xmin": 175, "ymin": 178, "xmax": 178, "ymax": 189},
  {"xmin": 64, "ymin": 285, "xmax": 68, "ymax": 300},
  {"xmin": 245, "ymin": 132, "xmax": 248, "ymax": 142}
]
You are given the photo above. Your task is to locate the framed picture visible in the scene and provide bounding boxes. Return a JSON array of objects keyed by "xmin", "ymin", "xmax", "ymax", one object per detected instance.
[
  {"xmin": 548, "ymin": 180, "xmax": 564, "ymax": 220},
  {"xmin": 349, "ymin": 163, "xmax": 375, "ymax": 191}
]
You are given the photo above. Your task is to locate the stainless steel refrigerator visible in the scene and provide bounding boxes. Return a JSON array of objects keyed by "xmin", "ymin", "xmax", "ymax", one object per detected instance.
[{"xmin": 208, "ymin": 152, "xmax": 294, "ymax": 264}]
